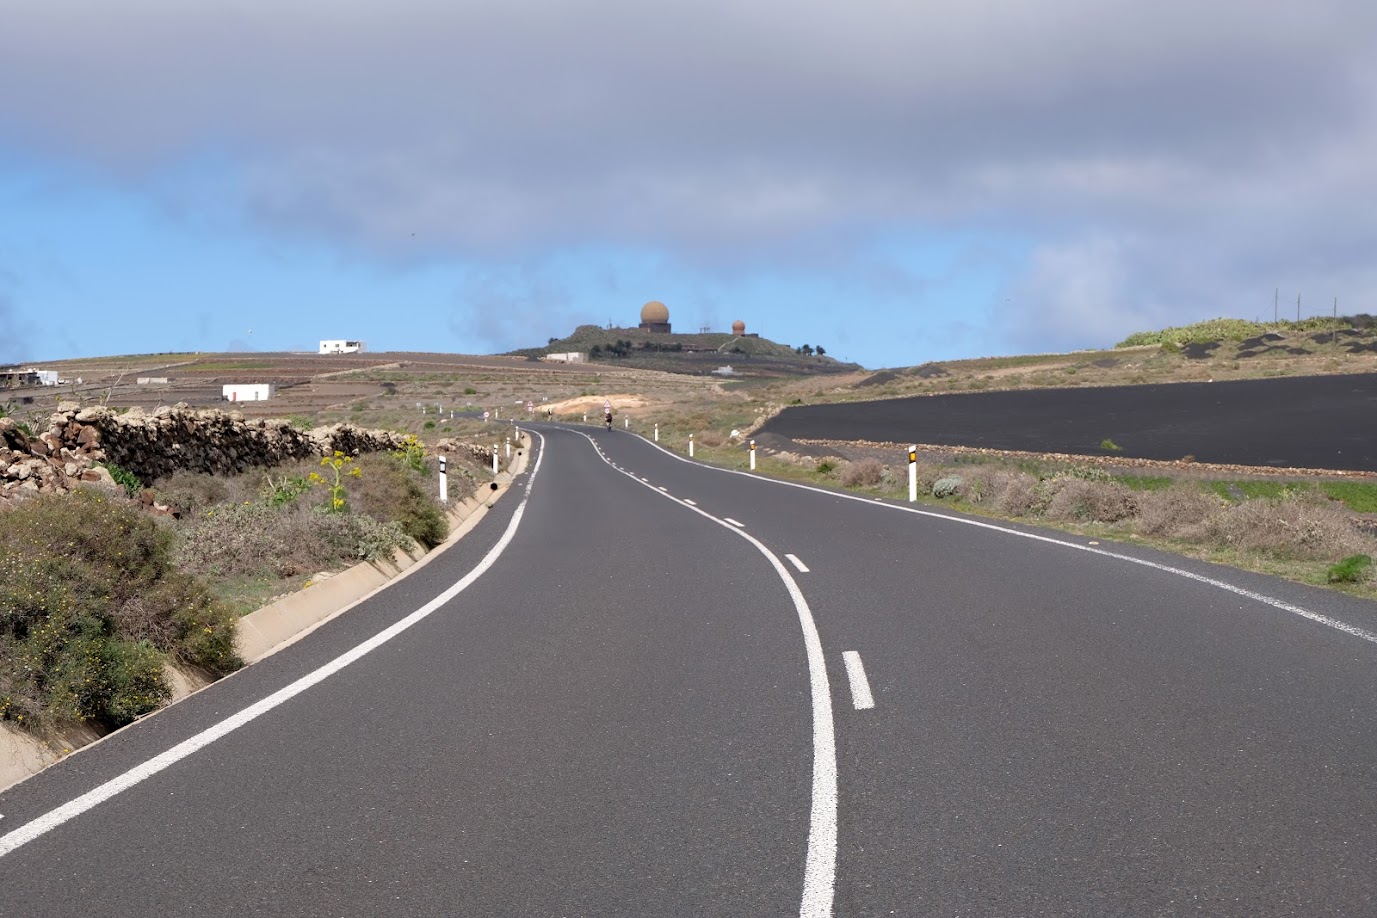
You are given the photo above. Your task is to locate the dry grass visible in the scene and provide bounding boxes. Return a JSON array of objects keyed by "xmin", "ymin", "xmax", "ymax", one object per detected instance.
[
  {"xmin": 839, "ymin": 458, "xmax": 885, "ymax": 487},
  {"xmin": 1206, "ymin": 493, "xmax": 1377, "ymax": 560}
]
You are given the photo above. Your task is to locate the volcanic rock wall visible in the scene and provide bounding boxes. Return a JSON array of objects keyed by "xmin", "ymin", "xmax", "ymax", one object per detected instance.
[{"xmin": 0, "ymin": 404, "xmax": 421, "ymax": 504}]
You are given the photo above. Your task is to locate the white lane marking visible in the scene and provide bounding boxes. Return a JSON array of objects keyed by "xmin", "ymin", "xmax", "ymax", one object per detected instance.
[
  {"xmin": 786, "ymin": 553, "xmax": 810, "ymax": 573},
  {"xmin": 572, "ymin": 430, "xmax": 837, "ymax": 918},
  {"xmin": 724, "ymin": 517, "xmax": 744, "ymax": 528},
  {"xmin": 0, "ymin": 436, "xmax": 550, "ymax": 860},
  {"xmin": 842, "ymin": 652, "xmax": 875, "ymax": 711},
  {"xmin": 657, "ymin": 486, "xmax": 667, "ymax": 492},
  {"xmin": 637, "ymin": 436, "xmax": 1377, "ymax": 648},
  {"xmin": 683, "ymin": 499, "xmax": 697, "ymax": 506}
]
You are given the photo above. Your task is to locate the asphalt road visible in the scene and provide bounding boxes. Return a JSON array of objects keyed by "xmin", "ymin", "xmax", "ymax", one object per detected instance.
[
  {"xmin": 761, "ymin": 372, "xmax": 1377, "ymax": 470},
  {"xmin": 3, "ymin": 425, "xmax": 1377, "ymax": 915}
]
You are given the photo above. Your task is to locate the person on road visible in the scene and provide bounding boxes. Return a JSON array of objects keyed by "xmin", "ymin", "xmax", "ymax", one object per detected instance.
[{"xmin": 604, "ymin": 407, "xmax": 613, "ymax": 430}]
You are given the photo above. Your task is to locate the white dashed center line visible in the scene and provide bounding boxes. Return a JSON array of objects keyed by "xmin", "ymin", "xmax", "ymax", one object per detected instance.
[
  {"xmin": 785, "ymin": 553, "xmax": 810, "ymax": 573},
  {"xmin": 724, "ymin": 517, "xmax": 744, "ymax": 528},
  {"xmin": 683, "ymin": 499, "xmax": 697, "ymax": 506},
  {"xmin": 842, "ymin": 651, "xmax": 875, "ymax": 710}
]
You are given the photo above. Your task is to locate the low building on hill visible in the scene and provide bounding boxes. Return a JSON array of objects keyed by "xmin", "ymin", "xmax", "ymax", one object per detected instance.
[
  {"xmin": 319, "ymin": 340, "xmax": 366, "ymax": 354},
  {"xmin": 223, "ymin": 383, "xmax": 276, "ymax": 402},
  {"xmin": 542, "ymin": 352, "xmax": 587, "ymax": 364}
]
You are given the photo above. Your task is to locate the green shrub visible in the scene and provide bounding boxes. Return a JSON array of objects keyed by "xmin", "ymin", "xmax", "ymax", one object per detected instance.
[
  {"xmin": 0, "ymin": 490, "xmax": 240, "ymax": 731},
  {"xmin": 352, "ymin": 455, "xmax": 448, "ymax": 549},
  {"xmin": 816, "ymin": 460, "xmax": 835, "ymax": 475},
  {"xmin": 1327, "ymin": 554, "xmax": 1372, "ymax": 584},
  {"xmin": 1100, "ymin": 438, "xmax": 1122, "ymax": 452},
  {"xmin": 933, "ymin": 476, "xmax": 963, "ymax": 498},
  {"xmin": 99, "ymin": 461, "xmax": 143, "ymax": 497},
  {"xmin": 260, "ymin": 472, "xmax": 313, "ymax": 507}
]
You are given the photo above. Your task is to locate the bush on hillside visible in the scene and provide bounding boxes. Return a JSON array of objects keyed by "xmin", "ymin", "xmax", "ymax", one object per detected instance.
[
  {"xmin": 1207, "ymin": 492, "xmax": 1376, "ymax": 560},
  {"xmin": 351, "ymin": 455, "xmax": 448, "ymax": 549},
  {"xmin": 839, "ymin": 458, "xmax": 885, "ymax": 487},
  {"xmin": 0, "ymin": 489, "xmax": 240, "ymax": 731}
]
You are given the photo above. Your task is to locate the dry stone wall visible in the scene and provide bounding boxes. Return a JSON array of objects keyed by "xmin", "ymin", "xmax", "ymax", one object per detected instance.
[{"xmin": 1, "ymin": 404, "xmax": 420, "ymax": 504}]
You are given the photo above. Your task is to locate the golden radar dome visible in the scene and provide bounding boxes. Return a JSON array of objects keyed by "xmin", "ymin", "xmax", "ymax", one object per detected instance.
[{"xmin": 640, "ymin": 300, "xmax": 670, "ymax": 324}]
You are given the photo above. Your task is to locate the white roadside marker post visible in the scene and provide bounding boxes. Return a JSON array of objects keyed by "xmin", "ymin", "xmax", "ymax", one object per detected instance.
[
  {"xmin": 506, "ymin": 436, "xmax": 511, "ymax": 458},
  {"xmin": 624, "ymin": 417, "xmax": 629, "ymax": 429},
  {"xmin": 583, "ymin": 413, "xmax": 587, "ymax": 423},
  {"xmin": 438, "ymin": 455, "xmax": 448, "ymax": 504},
  {"xmin": 749, "ymin": 438, "xmax": 756, "ymax": 471},
  {"xmin": 492, "ymin": 445, "xmax": 499, "ymax": 473},
  {"xmin": 654, "ymin": 423, "xmax": 659, "ymax": 442},
  {"xmin": 908, "ymin": 445, "xmax": 918, "ymax": 502},
  {"xmin": 689, "ymin": 434, "xmax": 694, "ymax": 458}
]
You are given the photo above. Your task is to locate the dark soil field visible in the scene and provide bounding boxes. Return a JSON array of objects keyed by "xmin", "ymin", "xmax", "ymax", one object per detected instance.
[{"xmin": 763, "ymin": 373, "xmax": 1377, "ymax": 472}]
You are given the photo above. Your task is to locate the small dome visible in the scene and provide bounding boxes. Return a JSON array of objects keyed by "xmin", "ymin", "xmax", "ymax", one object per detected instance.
[
  {"xmin": 640, "ymin": 300, "xmax": 670, "ymax": 324},
  {"xmin": 732, "ymin": 320, "xmax": 746, "ymax": 335}
]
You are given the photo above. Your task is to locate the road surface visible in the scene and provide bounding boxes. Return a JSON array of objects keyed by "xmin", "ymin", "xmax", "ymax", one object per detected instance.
[{"xmin": 3, "ymin": 425, "xmax": 1377, "ymax": 915}]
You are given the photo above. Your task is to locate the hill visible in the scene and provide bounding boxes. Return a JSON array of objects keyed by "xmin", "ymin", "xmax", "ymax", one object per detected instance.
[
  {"xmin": 509, "ymin": 325, "xmax": 861, "ymax": 378},
  {"xmin": 756, "ymin": 315, "xmax": 1377, "ymax": 407}
]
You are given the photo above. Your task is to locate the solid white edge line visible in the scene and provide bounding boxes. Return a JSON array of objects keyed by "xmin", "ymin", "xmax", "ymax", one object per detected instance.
[
  {"xmin": 724, "ymin": 517, "xmax": 744, "ymax": 528},
  {"xmin": 842, "ymin": 651, "xmax": 875, "ymax": 711},
  {"xmin": 0, "ymin": 434, "xmax": 549, "ymax": 860},
  {"xmin": 571, "ymin": 430, "xmax": 837, "ymax": 918},
  {"xmin": 635, "ymin": 435, "xmax": 1377, "ymax": 648},
  {"xmin": 786, "ymin": 553, "xmax": 811, "ymax": 573}
]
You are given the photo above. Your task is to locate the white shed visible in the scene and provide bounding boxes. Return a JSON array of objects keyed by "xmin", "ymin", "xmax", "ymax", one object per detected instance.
[
  {"xmin": 223, "ymin": 383, "xmax": 276, "ymax": 402},
  {"xmin": 319, "ymin": 340, "xmax": 366, "ymax": 354}
]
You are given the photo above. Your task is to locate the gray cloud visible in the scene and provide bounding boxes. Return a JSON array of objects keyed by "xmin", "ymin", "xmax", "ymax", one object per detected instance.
[{"xmin": 3, "ymin": 0, "xmax": 1375, "ymax": 349}]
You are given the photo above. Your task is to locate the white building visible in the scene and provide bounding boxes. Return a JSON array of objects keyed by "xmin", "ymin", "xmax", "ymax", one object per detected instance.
[
  {"xmin": 319, "ymin": 340, "xmax": 366, "ymax": 355},
  {"xmin": 223, "ymin": 383, "xmax": 276, "ymax": 402},
  {"xmin": 541, "ymin": 352, "xmax": 587, "ymax": 364}
]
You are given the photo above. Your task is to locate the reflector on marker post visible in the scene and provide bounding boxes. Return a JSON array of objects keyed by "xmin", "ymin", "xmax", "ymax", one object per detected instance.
[
  {"xmin": 908, "ymin": 444, "xmax": 918, "ymax": 502},
  {"xmin": 749, "ymin": 438, "xmax": 756, "ymax": 471}
]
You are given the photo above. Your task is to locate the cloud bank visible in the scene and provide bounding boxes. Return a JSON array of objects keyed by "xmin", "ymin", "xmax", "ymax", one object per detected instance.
[{"xmin": 2, "ymin": 0, "xmax": 1374, "ymax": 357}]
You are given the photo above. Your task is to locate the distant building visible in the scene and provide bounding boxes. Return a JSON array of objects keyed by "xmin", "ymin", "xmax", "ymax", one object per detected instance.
[
  {"xmin": 319, "ymin": 340, "xmax": 366, "ymax": 354},
  {"xmin": 0, "ymin": 368, "xmax": 60, "ymax": 387},
  {"xmin": 638, "ymin": 301, "xmax": 672, "ymax": 334},
  {"xmin": 712, "ymin": 365, "xmax": 737, "ymax": 376},
  {"xmin": 542, "ymin": 352, "xmax": 587, "ymax": 364},
  {"xmin": 223, "ymin": 383, "xmax": 276, "ymax": 402},
  {"xmin": 732, "ymin": 320, "xmax": 746, "ymax": 336}
]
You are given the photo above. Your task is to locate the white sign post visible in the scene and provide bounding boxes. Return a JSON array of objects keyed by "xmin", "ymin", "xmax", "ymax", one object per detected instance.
[{"xmin": 908, "ymin": 445, "xmax": 918, "ymax": 502}]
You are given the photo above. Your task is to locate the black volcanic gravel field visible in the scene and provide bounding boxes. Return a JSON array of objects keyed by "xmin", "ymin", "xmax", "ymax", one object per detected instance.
[{"xmin": 761, "ymin": 373, "xmax": 1377, "ymax": 471}]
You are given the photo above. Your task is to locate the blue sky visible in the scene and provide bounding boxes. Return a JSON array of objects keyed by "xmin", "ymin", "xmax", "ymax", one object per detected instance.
[{"xmin": 3, "ymin": 1, "xmax": 1375, "ymax": 369}]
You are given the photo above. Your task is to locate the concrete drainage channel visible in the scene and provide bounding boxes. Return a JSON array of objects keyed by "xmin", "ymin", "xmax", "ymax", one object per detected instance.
[{"xmin": 0, "ymin": 433, "xmax": 532, "ymax": 792}]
